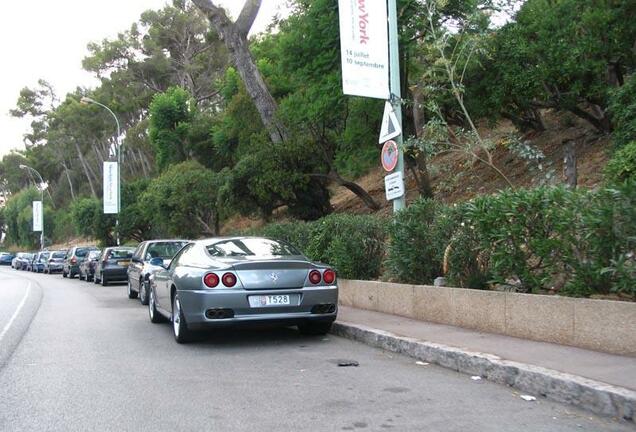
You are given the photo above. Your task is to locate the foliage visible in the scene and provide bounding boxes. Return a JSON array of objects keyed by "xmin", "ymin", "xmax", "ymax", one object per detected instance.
[
  {"xmin": 140, "ymin": 160, "xmax": 222, "ymax": 238},
  {"xmin": 444, "ymin": 213, "xmax": 491, "ymax": 290},
  {"xmin": 70, "ymin": 197, "xmax": 116, "ymax": 246},
  {"xmin": 605, "ymin": 141, "xmax": 636, "ymax": 184},
  {"xmin": 256, "ymin": 221, "xmax": 313, "ymax": 254},
  {"xmin": 608, "ymin": 74, "xmax": 636, "ymax": 149},
  {"xmin": 3, "ymin": 188, "xmax": 44, "ymax": 249},
  {"xmin": 384, "ymin": 199, "xmax": 457, "ymax": 284}
]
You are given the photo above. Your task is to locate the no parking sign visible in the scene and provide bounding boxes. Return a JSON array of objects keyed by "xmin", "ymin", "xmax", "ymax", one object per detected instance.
[{"xmin": 381, "ymin": 140, "xmax": 398, "ymax": 172}]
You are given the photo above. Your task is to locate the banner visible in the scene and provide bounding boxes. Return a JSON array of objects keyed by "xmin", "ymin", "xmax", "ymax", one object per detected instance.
[
  {"xmin": 32, "ymin": 200, "xmax": 43, "ymax": 232},
  {"xmin": 338, "ymin": 0, "xmax": 389, "ymax": 99},
  {"xmin": 103, "ymin": 161, "xmax": 119, "ymax": 214}
]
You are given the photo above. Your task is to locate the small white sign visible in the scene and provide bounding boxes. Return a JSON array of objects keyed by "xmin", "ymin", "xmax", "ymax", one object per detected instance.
[
  {"xmin": 103, "ymin": 161, "xmax": 119, "ymax": 214},
  {"xmin": 384, "ymin": 171, "xmax": 405, "ymax": 201},
  {"xmin": 338, "ymin": 0, "xmax": 390, "ymax": 99},
  {"xmin": 379, "ymin": 102, "xmax": 402, "ymax": 143},
  {"xmin": 32, "ymin": 201, "xmax": 43, "ymax": 232}
]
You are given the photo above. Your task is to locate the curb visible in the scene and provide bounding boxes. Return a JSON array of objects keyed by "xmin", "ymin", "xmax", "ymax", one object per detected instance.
[{"xmin": 331, "ymin": 321, "xmax": 636, "ymax": 422}]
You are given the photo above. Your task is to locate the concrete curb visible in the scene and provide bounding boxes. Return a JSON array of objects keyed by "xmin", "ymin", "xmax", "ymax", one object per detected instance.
[{"xmin": 331, "ymin": 321, "xmax": 636, "ymax": 422}]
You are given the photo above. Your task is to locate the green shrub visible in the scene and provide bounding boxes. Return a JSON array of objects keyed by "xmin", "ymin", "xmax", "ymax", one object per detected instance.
[
  {"xmin": 305, "ymin": 214, "xmax": 387, "ymax": 280},
  {"xmin": 258, "ymin": 221, "xmax": 312, "ymax": 254},
  {"xmin": 609, "ymin": 74, "xmax": 636, "ymax": 149},
  {"xmin": 445, "ymin": 220, "xmax": 491, "ymax": 289},
  {"xmin": 605, "ymin": 141, "xmax": 636, "ymax": 184},
  {"xmin": 384, "ymin": 199, "xmax": 456, "ymax": 284}
]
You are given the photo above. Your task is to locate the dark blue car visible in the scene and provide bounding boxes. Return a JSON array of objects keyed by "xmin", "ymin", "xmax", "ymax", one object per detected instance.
[{"xmin": 0, "ymin": 252, "xmax": 15, "ymax": 265}]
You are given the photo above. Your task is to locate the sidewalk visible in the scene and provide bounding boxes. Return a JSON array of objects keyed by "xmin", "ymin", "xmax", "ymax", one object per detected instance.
[{"xmin": 333, "ymin": 305, "xmax": 636, "ymax": 420}]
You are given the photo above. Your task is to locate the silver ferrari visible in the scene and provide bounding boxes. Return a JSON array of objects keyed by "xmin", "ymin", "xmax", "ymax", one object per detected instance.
[{"xmin": 148, "ymin": 237, "xmax": 338, "ymax": 343}]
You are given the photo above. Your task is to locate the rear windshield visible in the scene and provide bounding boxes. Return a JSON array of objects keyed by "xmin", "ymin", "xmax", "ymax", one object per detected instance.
[
  {"xmin": 108, "ymin": 249, "xmax": 133, "ymax": 259},
  {"xmin": 87, "ymin": 251, "xmax": 101, "ymax": 259},
  {"xmin": 52, "ymin": 252, "xmax": 66, "ymax": 258},
  {"xmin": 206, "ymin": 238, "xmax": 300, "ymax": 257},
  {"xmin": 39, "ymin": 252, "xmax": 50, "ymax": 259},
  {"xmin": 145, "ymin": 242, "xmax": 187, "ymax": 260},
  {"xmin": 75, "ymin": 248, "xmax": 92, "ymax": 257}
]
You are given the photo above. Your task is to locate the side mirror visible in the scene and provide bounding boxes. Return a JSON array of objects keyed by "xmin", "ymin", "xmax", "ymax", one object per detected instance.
[{"xmin": 149, "ymin": 257, "xmax": 164, "ymax": 268}]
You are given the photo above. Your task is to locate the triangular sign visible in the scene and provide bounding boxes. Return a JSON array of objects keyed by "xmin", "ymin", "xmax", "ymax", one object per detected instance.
[{"xmin": 379, "ymin": 101, "xmax": 402, "ymax": 143}]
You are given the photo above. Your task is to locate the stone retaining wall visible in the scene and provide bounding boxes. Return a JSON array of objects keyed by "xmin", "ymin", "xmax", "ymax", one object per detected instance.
[{"xmin": 339, "ymin": 280, "xmax": 636, "ymax": 356}]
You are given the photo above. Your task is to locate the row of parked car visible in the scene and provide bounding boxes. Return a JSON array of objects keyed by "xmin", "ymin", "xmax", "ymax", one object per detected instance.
[{"xmin": 3, "ymin": 236, "xmax": 339, "ymax": 344}]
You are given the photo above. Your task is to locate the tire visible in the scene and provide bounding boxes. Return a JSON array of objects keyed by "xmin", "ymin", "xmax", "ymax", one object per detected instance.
[
  {"xmin": 172, "ymin": 292, "xmax": 193, "ymax": 344},
  {"xmin": 298, "ymin": 321, "xmax": 333, "ymax": 336},
  {"xmin": 101, "ymin": 275, "xmax": 109, "ymax": 286},
  {"xmin": 87, "ymin": 274, "xmax": 93, "ymax": 282},
  {"xmin": 62, "ymin": 270, "xmax": 68, "ymax": 278},
  {"xmin": 148, "ymin": 287, "xmax": 165, "ymax": 323},
  {"xmin": 139, "ymin": 279, "xmax": 149, "ymax": 306},
  {"xmin": 79, "ymin": 271, "xmax": 85, "ymax": 281},
  {"xmin": 93, "ymin": 273, "xmax": 100, "ymax": 284},
  {"xmin": 69, "ymin": 271, "xmax": 75, "ymax": 279},
  {"xmin": 127, "ymin": 280, "xmax": 137, "ymax": 298}
]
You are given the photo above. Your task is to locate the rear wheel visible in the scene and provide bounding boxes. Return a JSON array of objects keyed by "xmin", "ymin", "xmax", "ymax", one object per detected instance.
[
  {"xmin": 79, "ymin": 271, "xmax": 85, "ymax": 281},
  {"xmin": 298, "ymin": 321, "xmax": 333, "ymax": 336},
  {"xmin": 127, "ymin": 280, "xmax": 137, "ymax": 298},
  {"xmin": 139, "ymin": 279, "xmax": 149, "ymax": 305},
  {"xmin": 148, "ymin": 288, "xmax": 165, "ymax": 323},
  {"xmin": 172, "ymin": 293, "xmax": 193, "ymax": 344},
  {"xmin": 62, "ymin": 270, "xmax": 68, "ymax": 278}
]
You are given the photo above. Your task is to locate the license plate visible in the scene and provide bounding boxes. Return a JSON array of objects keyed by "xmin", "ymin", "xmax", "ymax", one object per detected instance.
[
  {"xmin": 118, "ymin": 260, "xmax": 130, "ymax": 267},
  {"xmin": 249, "ymin": 295, "xmax": 291, "ymax": 307}
]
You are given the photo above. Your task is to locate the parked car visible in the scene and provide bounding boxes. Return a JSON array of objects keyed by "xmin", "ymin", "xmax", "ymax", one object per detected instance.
[
  {"xmin": 94, "ymin": 247, "xmax": 135, "ymax": 286},
  {"xmin": 148, "ymin": 237, "xmax": 338, "ymax": 343},
  {"xmin": 32, "ymin": 251, "xmax": 50, "ymax": 273},
  {"xmin": 44, "ymin": 250, "xmax": 67, "ymax": 274},
  {"xmin": 0, "ymin": 252, "xmax": 15, "ymax": 266},
  {"xmin": 127, "ymin": 240, "xmax": 188, "ymax": 305},
  {"xmin": 63, "ymin": 246, "xmax": 99, "ymax": 278},
  {"xmin": 79, "ymin": 250, "xmax": 101, "ymax": 281},
  {"xmin": 15, "ymin": 253, "xmax": 34, "ymax": 271}
]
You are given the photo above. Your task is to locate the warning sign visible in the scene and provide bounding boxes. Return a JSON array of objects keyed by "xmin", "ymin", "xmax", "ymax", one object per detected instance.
[{"xmin": 378, "ymin": 101, "xmax": 401, "ymax": 143}]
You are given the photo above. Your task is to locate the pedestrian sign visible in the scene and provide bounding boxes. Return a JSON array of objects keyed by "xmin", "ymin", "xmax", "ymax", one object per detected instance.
[
  {"xmin": 381, "ymin": 140, "xmax": 399, "ymax": 172},
  {"xmin": 378, "ymin": 101, "xmax": 401, "ymax": 143}
]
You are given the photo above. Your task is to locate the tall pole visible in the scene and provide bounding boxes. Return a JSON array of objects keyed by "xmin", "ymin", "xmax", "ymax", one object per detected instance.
[
  {"xmin": 388, "ymin": 0, "xmax": 406, "ymax": 212},
  {"xmin": 20, "ymin": 164, "xmax": 45, "ymax": 250},
  {"xmin": 81, "ymin": 97, "xmax": 121, "ymax": 246}
]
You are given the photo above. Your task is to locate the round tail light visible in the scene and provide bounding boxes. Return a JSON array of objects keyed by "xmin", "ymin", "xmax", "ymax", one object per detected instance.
[
  {"xmin": 204, "ymin": 273, "xmax": 220, "ymax": 288},
  {"xmin": 222, "ymin": 273, "xmax": 237, "ymax": 287},
  {"xmin": 323, "ymin": 269, "xmax": 336, "ymax": 284},
  {"xmin": 308, "ymin": 270, "xmax": 322, "ymax": 284}
]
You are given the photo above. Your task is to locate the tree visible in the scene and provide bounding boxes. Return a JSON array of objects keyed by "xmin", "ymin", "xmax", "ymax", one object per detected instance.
[
  {"xmin": 192, "ymin": 0, "xmax": 286, "ymax": 144},
  {"xmin": 140, "ymin": 160, "xmax": 223, "ymax": 237}
]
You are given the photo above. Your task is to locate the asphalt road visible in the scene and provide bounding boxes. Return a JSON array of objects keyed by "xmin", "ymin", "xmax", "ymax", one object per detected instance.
[{"xmin": 0, "ymin": 266, "xmax": 631, "ymax": 432}]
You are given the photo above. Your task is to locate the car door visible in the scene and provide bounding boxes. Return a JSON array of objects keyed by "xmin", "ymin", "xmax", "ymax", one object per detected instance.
[
  {"xmin": 155, "ymin": 244, "xmax": 192, "ymax": 311},
  {"xmin": 129, "ymin": 242, "xmax": 145, "ymax": 290}
]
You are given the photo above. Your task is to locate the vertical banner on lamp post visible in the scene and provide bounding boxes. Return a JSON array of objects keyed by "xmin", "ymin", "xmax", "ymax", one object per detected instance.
[
  {"xmin": 103, "ymin": 161, "xmax": 119, "ymax": 214},
  {"xmin": 32, "ymin": 201, "xmax": 43, "ymax": 232},
  {"xmin": 338, "ymin": 0, "xmax": 389, "ymax": 99}
]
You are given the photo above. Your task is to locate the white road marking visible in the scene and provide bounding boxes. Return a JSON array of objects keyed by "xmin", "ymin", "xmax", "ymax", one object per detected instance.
[{"xmin": 0, "ymin": 281, "xmax": 31, "ymax": 342}]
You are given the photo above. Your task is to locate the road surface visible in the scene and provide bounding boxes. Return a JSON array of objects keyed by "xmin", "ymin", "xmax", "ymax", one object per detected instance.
[{"xmin": 0, "ymin": 266, "xmax": 631, "ymax": 431}]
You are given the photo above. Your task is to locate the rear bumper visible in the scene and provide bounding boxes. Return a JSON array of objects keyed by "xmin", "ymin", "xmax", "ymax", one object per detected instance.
[
  {"xmin": 179, "ymin": 285, "xmax": 338, "ymax": 330},
  {"xmin": 102, "ymin": 268, "xmax": 128, "ymax": 281}
]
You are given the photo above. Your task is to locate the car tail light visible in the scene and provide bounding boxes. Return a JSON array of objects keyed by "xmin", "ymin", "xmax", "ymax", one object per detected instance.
[
  {"xmin": 309, "ymin": 270, "xmax": 321, "ymax": 284},
  {"xmin": 323, "ymin": 269, "xmax": 336, "ymax": 284},
  {"xmin": 222, "ymin": 273, "xmax": 237, "ymax": 287},
  {"xmin": 70, "ymin": 257, "xmax": 77, "ymax": 264},
  {"xmin": 204, "ymin": 273, "xmax": 220, "ymax": 288}
]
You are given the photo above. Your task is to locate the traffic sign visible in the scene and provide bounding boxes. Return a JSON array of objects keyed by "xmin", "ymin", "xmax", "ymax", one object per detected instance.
[
  {"xmin": 378, "ymin": 101, "xmax": 401, "ymax": 143},
  {"xmin": 384, "ymin": 171, "xmax": 405, "ymax": 201},
  {"xmin": 381, "ymin": 140, "xmax": 399, "ymax": 172}
]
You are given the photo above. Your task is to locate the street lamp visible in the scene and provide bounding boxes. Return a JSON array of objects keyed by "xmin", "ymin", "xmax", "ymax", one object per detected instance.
[
  {"xmin": 80, "ymin": 96, "xmax": 122, "ymax": 246},
  {"xmin": 19, "ymin": 164, "xmax": 45, "ymax": 250}
]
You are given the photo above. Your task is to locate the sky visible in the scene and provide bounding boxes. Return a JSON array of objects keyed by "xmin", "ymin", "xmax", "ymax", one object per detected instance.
[{"xmin": 0, "ymin": 0, "xmax": 288, "ymax": 157}]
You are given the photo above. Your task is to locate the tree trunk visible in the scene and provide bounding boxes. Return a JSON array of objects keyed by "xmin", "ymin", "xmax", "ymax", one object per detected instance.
[
  {"xmin": 61, "ymin": 161, "xmax": 76, "ymax": 201},
  {"xmin": 72, "ymin": 140, "xmax": 97, "ymax": 198},
  {"xmin": 310, "ymin": 172, "xmax": 381, "ymax": 211},
  {"xmin": 563, "ymin": 139, "xmax": 577, "ymax": 189},
  {"xmin": 192, "ymin": 0, "xmax": 286, "ymax": 144},
  {"xmin": 411, "ymin": 87, "xmax": 434, "ymax": 198}
]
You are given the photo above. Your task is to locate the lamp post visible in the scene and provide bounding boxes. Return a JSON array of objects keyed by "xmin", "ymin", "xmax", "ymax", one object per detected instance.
[
  {"xmin": 19, "ymin": 164, "xmax": 45, "ymax": 250},
  {"xmin": 80, "ymin": 96, "xmax": 122, "ymax": 246}
]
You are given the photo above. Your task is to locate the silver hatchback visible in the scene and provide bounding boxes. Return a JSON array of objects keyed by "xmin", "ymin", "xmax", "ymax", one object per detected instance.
[{"xmin": 148, "ymin": 237, "xmax": 338, "ymax": 343}]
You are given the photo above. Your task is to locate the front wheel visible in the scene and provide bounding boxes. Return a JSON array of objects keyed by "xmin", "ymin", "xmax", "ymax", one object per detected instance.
[
  {"xmin": 298, "ymin": 321, "xmax": 333, "ymax": 336},
  {"xmin": 127, "ymin": 280, "xmax": 137, "ymax": 298},
  {"xmin": 172, "ymin": 293, "xmax": 193, "ymax": 344},
  {"xmin": 62, "ymin": 270, "xmax": 68, "ymax": 278}
]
